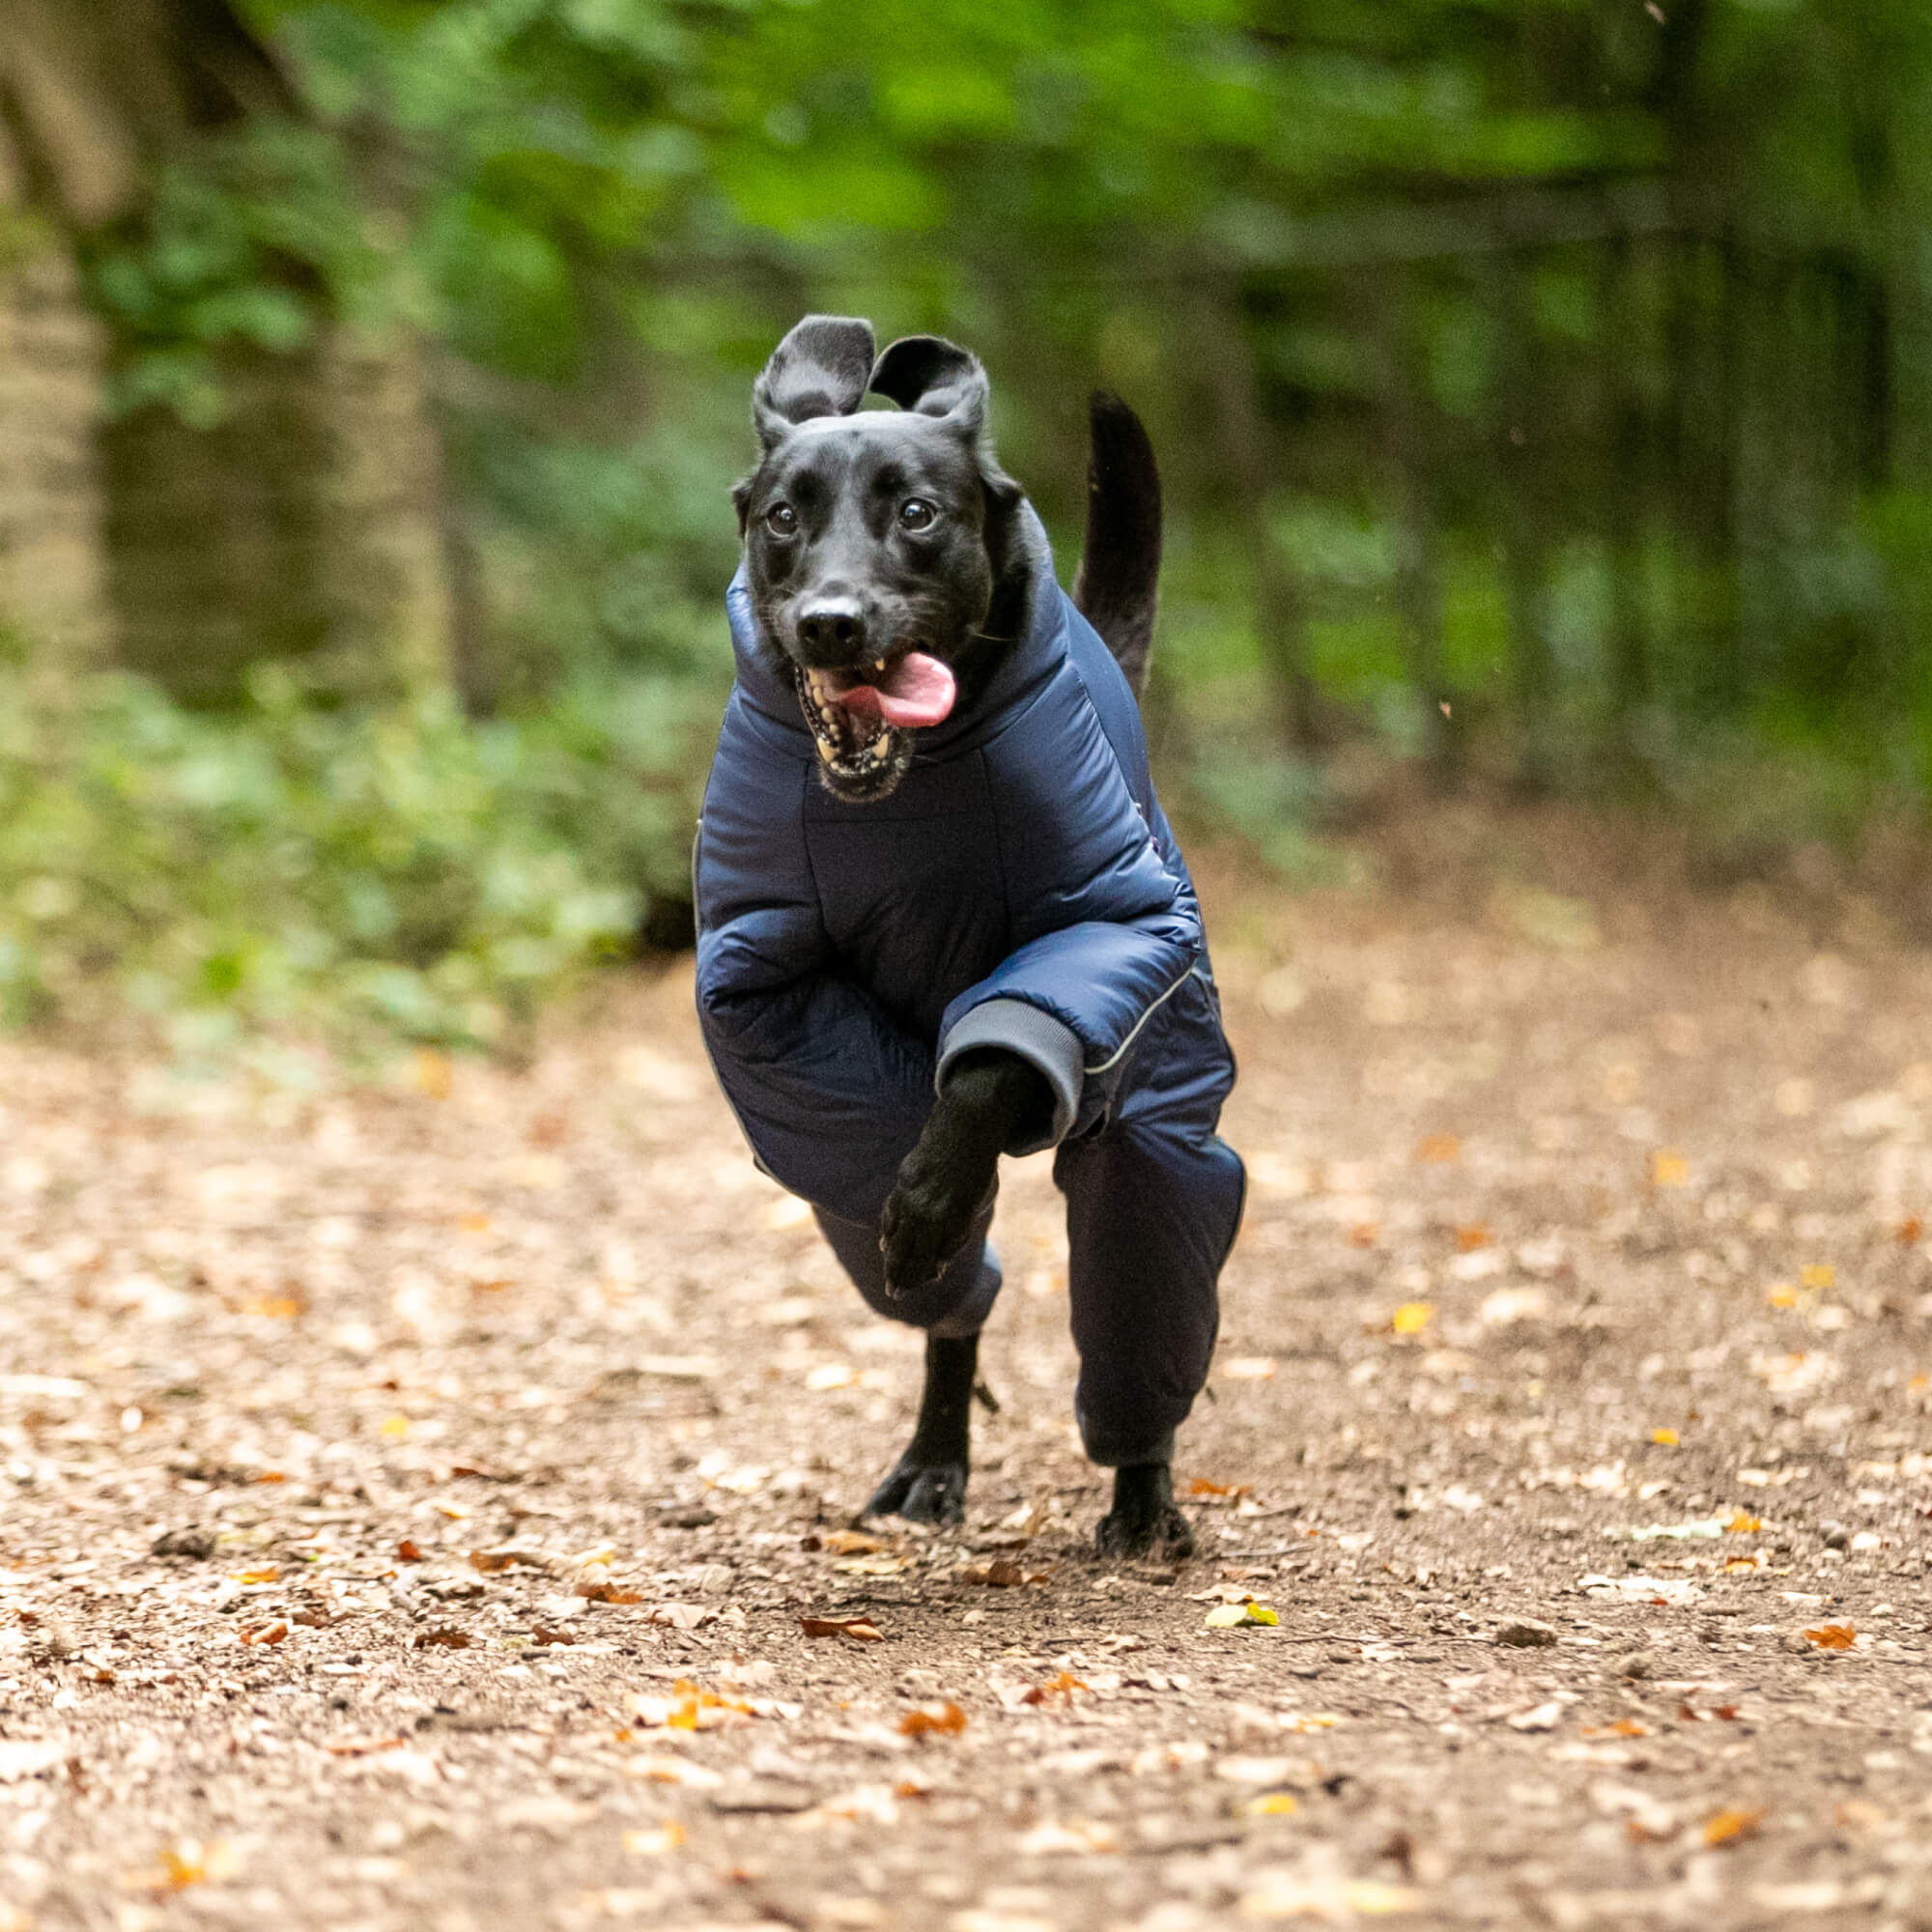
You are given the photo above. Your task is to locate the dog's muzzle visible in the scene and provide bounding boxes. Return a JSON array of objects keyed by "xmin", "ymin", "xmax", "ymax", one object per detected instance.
[{"xmin": 791, "ymin": 650, "xmax": 956, "ymax": 801}]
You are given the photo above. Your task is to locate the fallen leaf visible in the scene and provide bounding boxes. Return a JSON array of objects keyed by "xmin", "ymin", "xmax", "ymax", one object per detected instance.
[
  {"xmin": 1416, "ymin": 1134, "xmax": 1461, "ymax": 1164},
  {"xmin": 1801, "ymin": 1263, "xmax": 1835, "ymax": 1290},
  {"xmin": 413, "ymin": 1628, "xmax": 472, "ymax": 1650},
  {"xmin": 1901, "ymin": 1217, "xmax": 1923, "ymax": 1244},
  {"xmin": 1348, "ymin": 1223, "xmax": 1379, "ymax": 1248},
  {"xmin": 1650, "ymin": 1428, "xmax": 1680, "ymax": 1447},
  {"xmin": 380, "ymin": 1414, "xmax": 411, "ymax": 1439},
  {"xmin": 646, "ymin": 1603, "xmax": 717, "ymax": 1632},
  {"xmin": 1454, "ymin": 1224, "xmax": 1490, "ymax": 1252},
  {"xmin": 578, "ymin": 1581, "xmax": 645, "ymax": 1605},
  {"xmin": 1802, "ymin": 1624, "xmax": 1857, "ymax": 1650},
  {"xmin": 1188, "ymin": 1479, "xmax": 1254, "ymax": 1499},
  {"xmin": 1507, "ymin": 1701, "xmax": 1564, "ymax": 1733},
  {"xmin": 469, "ymin": 1548, "xmax": 546, "ymax": 1574},
  {"xmin": 1580, "ymin": 1719, "xmax": 1650, "ymax": 1739},
  {"xmin": 621, "ymin": 1823, "xmax": 686, "ymax": 1856},
  {"xmin": 821, "ymin": 1529, "xmax": 890, "ymax": 1555},
  {"xmin": 396, "ymin": 1541, "xmax": 424, "ymax": 1563},
  {"xmin": 1390, "ymin": 1301, "xmax": 1435, "ymax": 1337},
  {"xmin": 898, "ymin": 1702, "xmax": 968, "ymax": 1738},
  {"xmin": 834, "ymin": 1553, "xmax": 914, "ymax": 1577},
  {"xmin": 1021, "ymin": 1670, "xmax": 1089, "ymax": 1705},
  {"xmin": 1702, "ymin": 1805, "xmax": 1765, "ymax": 1847},
  {"xmin": 1248, "ymin": 1793, "xmax": 1300, "ymax": 1816},
  {"xmin": 233, "ymin": 1567, "xmax": 279, "ymax": 1585},
  {"xmin": 960, "ymin": 1557, "xmax": 1049, "ymax": 1587},
  {"xmin": 1723, "ymin": 1511, "xmax": 1762, "ymax": 1534},
  {"xmin": 1652, "ymin": 1151, "xmax": 1689, "ymax": 1187},
  {"xmin": 622, "ymin": 1755, "xmax": 723, "ymax": 1788},
  {"xmin": 800, "ymin": 1617, "xmax": 884, "ymax": 1643},
  {"xmin": 239, "ymin": 1621, "xmax": 287, "ymax": 1646},
  {"xmin": 530, "ymin": 1626, "xmax": 575, "ymax": 1646},
  {"xmin": 142, "ymin": 1839, "xmax": 240, "ymax": 1894},
  {"xmin": 1014, "ymin": 1819, "xmax": 1118, "ymax": 1856},
  {"xmin": 1205, "ymin": 1601, "xmax": 1280, "ymax": 1629}
]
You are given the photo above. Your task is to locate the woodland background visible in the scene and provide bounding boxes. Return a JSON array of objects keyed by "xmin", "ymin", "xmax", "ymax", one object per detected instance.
[{"xmin": 0, "ymin": 0, "xmax": 1927, "ymax": 1063}]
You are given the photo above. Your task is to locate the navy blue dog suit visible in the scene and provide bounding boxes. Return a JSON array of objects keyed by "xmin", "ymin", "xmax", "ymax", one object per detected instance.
[{"xmin": 694, "ymin": 509, "xmax": 1244, "ymax": 1465}]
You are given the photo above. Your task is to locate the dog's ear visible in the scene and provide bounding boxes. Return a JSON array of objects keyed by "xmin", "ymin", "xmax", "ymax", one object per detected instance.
[
  {"xmin": 752, "ymin": 315, "xmax": 876, "ymax": 451},
  {"xmin": 869, "ymin": 334, "xmax": 990, "ymax": 436}
]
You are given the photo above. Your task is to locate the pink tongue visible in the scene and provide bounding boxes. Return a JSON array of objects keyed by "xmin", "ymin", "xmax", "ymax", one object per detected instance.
[{"xmin": 833, "ymin": 652, "xmax": 956, "ymax": 728}]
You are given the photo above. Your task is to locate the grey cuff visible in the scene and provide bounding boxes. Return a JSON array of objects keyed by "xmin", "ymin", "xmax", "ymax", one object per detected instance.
[{"xmin": 936, "ymin": 998, "xmax": 1083, "ymax": 1154}]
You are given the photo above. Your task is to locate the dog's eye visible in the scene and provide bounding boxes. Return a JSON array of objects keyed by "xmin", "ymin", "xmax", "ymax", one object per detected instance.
[
  {"xmin": 898, "ymin": 498, "xmax": 936, "ymax": 532},
  {"xmin": 763, "ymin": 503, "xmax": 798, "ymax": 537}
]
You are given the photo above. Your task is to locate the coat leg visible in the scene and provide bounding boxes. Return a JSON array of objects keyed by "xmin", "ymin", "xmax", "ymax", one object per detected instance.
[{"xmin": 1054, "ymin": 1119, "xmax": 1245, "ymax": 1467}]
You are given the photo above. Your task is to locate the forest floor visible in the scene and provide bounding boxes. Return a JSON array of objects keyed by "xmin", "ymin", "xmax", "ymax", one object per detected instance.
[{"xmin": 3, "ymin": 806, "xmax": 1932, "ymax": 1931}]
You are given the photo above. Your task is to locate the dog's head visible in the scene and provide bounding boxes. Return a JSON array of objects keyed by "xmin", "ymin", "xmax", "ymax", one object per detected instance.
[{"xmin": 733, "ymin": 316, "xmax": 1022, "ymax": 803}]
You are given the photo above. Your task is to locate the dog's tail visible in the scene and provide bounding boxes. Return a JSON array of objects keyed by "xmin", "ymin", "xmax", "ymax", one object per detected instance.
[{"xmin": 1072, "ymin": 392, "xmax": 1161, "ymax": 697}]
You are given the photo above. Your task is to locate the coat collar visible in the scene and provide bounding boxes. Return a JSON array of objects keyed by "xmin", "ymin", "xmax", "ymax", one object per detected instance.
[{"xmin": 724, "ymin": 503, "xmax": 1067, "ymax": 764}]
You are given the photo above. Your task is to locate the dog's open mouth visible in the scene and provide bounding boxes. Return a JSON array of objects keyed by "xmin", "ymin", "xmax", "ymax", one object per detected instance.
[{"xmin": 792, "ymin": 650, "xmax": 956, "ymax": 791}]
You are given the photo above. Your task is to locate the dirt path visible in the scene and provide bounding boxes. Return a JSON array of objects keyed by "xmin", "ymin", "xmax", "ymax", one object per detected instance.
[{"xmin": 2, "ymin": 856, "xmax": 1931, "ymax": 1930}]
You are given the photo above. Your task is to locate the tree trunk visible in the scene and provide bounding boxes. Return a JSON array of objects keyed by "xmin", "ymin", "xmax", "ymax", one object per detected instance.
[
  {"xmin": 0, "ymin": 0, "xmax": 453, "ymax": 697},
  {"xmin": 1598, "ymin": 232, "xmax": 1649, "ymax": 752},
  {"xmin": 1488, "ymin": 252, "xmax": 1556, "ymax": 792},
  {"xmin": 1354, "ymin": 270, "xmax": 1453, "ymax": 781},
  {"xmin": 1195, "ymin": 289, "xmax": 1321, "ymax": 753}
]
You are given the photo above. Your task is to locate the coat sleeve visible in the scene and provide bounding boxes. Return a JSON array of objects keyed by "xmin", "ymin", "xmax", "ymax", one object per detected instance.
[
  {"xmin": 693, "ymin": 700, "xmax": 934, "ymax": 1223},
  {"xmin": 934, "ymin": 672, "xmax": 1204, "ymax": 1153}
]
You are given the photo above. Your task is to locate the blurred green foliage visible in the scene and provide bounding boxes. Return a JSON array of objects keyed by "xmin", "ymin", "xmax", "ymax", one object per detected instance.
[
  {"xmin": 30, "ymin": 0, "xmax": 1932, "ymax": 1053},
  {"xmin": 0, "ymin": 661, "xmax": 704, "ymax": 1060}
]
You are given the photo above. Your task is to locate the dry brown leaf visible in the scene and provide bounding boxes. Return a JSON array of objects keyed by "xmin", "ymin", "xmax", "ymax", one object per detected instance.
[
  {"xmin": 1580, "ymin": 1719, "xmax": 1649, "ymax": 1739},
  {"xmin": 1701, "ymin": 1805, "xmax": 1765, "ymax": 1847},
  {"xmin": 291, "ymin": 1608, "xmax": 331, "ymax": 1628},
  {"xmin": 1188, "ymin": 1478, "xmax": 1253, "ymax": 1499},
  {"xmin": 1454, "ymin": 1224, "xmax": 1491, "ymax": 1252},
  {"xmin": 239, "ymin": 1621, "xmax": 287, "ymax": 1646},
  {"xmin": 960, "ymin": 1557, "xmax": 1050, "ymax": 1587},
  {"xmin": 413, "ymin": 1628, "xmax": 472, "ymax": 1650},
  {"xmin": 577, "ymin": 1581, "xmax": 645, "ymax": 1604},
  {"xmin": 1901, "ymin": 1216, "xmax": 1923, "ymax": 1244},
  {"xmin": 530, "ymin": 1626, "xmax": 575, "ymax": 1646},
  {"xmin": 396, "ymin": 1540, "xmax": 424, "ymax": 1562},
  {"xmin": 1803, "ymin": 1624, "xmax": 1857, "ymax": 1650},
  {"xmin": 1021, "ymin": 1670, "xmax": 1089, "ymax": 1706},
  {"xmin": 800, "ymin": 1616, "xmax": 884, "ymax": 1643},
  {"xmin": 469, "ymin": 1549, "xmax": 545, "ymax": 1573},
  {"xmin": 821, "ymin": 1529, "xmax": 891, "ymax": 1555},
  {"xmin": 897, "ymin": 1701, "xmax": 968, "ymax": 1738},
  {"xmin": 233, "ymin": 1567, "xmax": 278, "ymax": 1585}
]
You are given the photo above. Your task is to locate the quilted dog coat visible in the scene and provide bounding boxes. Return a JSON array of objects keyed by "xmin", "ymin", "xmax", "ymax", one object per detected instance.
[{"xmin": 694, "ymin": 509, "xmax": 1244, "ymax": 1463}]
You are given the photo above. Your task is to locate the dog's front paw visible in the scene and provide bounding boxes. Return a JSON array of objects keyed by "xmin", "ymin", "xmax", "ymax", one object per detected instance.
[
  {"xmin": 1094, "ymin": 1463, "xmax": 1196, "ymax": 1562},
  {"xmin": 863, "ymin": 1453, "xmax": 967, "ymax": 1525},
  {"xmin": 880, "ymin": 1161, "xmax": 989, "ymax": 1295}
]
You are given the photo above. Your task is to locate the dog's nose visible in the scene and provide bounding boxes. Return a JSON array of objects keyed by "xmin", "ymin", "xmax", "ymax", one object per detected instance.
[{"xmin": 796, "ymin": 599, "xmax": 867, "ymax": 658}]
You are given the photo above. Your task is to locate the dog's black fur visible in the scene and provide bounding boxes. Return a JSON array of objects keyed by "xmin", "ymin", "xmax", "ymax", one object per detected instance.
[{"xmin": 735, "ymin": 316, "xmax": 1192, "ymax": 1562}]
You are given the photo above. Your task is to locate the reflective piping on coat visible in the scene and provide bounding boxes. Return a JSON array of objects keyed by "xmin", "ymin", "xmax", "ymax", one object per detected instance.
[{"xmin": 1081, "ymin": 963, "xmax": 1194, "ymax": 1075}]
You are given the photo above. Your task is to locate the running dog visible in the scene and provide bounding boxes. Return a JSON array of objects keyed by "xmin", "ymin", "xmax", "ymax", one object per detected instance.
[{"xmin": 693, "ymin": 316, "xmax": 1243, "ymax": 1558}]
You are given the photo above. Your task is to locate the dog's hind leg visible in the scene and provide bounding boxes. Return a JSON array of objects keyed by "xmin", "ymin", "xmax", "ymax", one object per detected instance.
[{"xmin": 1054, "ymin": 1101, "xmax": 1246, "ymax": 1563}]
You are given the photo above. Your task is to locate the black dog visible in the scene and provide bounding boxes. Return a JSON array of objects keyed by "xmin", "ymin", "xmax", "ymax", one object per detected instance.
[{"xmin": 697, "ymin": 316, "xmax": 1243, "ymax": 1558}]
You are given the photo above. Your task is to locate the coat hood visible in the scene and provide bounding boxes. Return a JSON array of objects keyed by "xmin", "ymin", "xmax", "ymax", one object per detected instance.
[{"xmin": 724, "ymin": 503, "xmax": 1067, "ymax": 765}]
